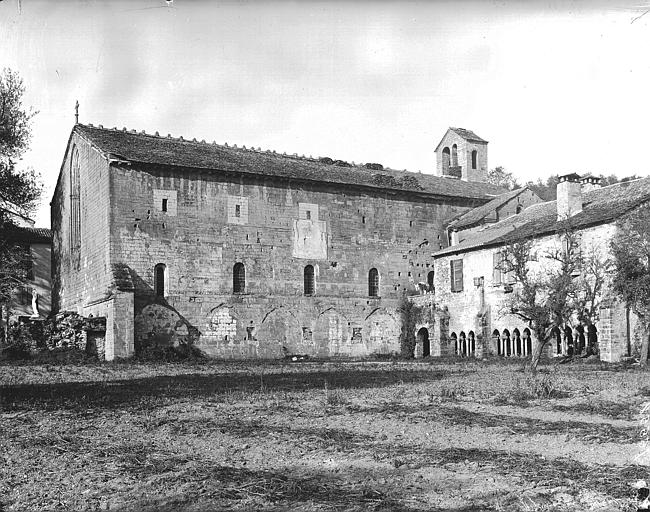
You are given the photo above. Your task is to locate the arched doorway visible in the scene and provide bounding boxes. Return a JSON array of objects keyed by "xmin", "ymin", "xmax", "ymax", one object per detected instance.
[
  {"xmin": 503, "ymin": 329, "xmax": 511, "ymax": 357},
  {"xmin": 587, "ymin": 325, "xmax": 598, "ymax": 356},
  {"xmin": 523, "ymin": 328, "xmax": 532, "ymax": 356},
  {"xmin": 418, "ymin": 327, "xmax": 430, "ymax": 357},
  {"xmin": 493, "ymin": 329, "xmax": 501, "ymax": 356},
  {"xmin": 513, "ymin": 328, "xmax": 522, "ymax": 356}
]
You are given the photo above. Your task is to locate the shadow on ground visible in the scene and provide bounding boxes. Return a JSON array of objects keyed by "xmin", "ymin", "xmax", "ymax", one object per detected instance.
[{"xmin": 0, "ymin": 367, "xmax": 448, "ymax": 411}]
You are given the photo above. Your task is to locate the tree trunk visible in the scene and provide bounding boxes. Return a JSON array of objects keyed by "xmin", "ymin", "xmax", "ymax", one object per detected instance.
[
  {"xmin": 529, "ymin": 336, "xmax": 548, "ymax": 373},
  {"xmin": 640, "ymin": 333, "xmax": 649, "ymax": 367}
]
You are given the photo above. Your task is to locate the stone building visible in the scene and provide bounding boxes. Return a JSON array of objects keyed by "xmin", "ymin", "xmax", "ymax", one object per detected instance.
[
  {"xmin": 431, "ymin": 173, "xmax": 650, "ymax": 362},
  {"xmin": 434, "ymin": 127, "xmax": 488, "ymax": 182},
  {"xmin": 51, "ymin": 124, "xmax": 502, "ymax": 360},
  {"xmin": 0, "ymin": 198, "xmax": 52, "ymax": 324}
]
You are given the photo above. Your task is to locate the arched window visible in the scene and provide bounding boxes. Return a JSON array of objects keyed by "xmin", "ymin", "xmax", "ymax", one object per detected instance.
[
  {"xmin": 233, "ymin": 263, "xmax": 246, "ymax": 294},
  {"xmin": 451, "ymin": 144, "xmax": 458, "ymax": 167},
  {"xmin": 493, "ymin": 329, "xmax": 501, "ymax": 356},
  {"xmin": 154, "ymin": 263, "xmax": 166, "ymax": 297},
  {"xmin": 459, "ymin": 331, "xmax": 467, "ymax": 356},
  {"xmin": 69, "ymin": 146, "xmax": 81, "ymax": 268},
  {"xmin": 442, "ymin": 147, "xmax": 451, "ymax": 173},
  {"xmin": 368, "ymin": 268, "xmax": 379, "ymax": 297},
  {"xmin": 427, "ymin": 270, "xmax": 435, "ymax": 292},
  {"xmin": 516, "ymin": 204, "xmax": 523, "ymax": 214},
  {"xmin": 468, "ymin": 331, "xmax": 475, "ymax": 356},
  {"xmin": 471, "ymin": 150, "xmax": 477, "ymax": 170},
  {"xmin": 450, "ymin": 332, "xmax": 458, "ymax": 355},
  {"xmin": 304, "ymin": 265, "xmax": 315, "ymax": 295}
]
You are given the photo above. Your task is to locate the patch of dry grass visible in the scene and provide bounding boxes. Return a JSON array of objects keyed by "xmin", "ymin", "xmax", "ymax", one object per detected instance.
[{"xmin": 0, "ymin": 359, "xmax": 646, "ymax": 511}]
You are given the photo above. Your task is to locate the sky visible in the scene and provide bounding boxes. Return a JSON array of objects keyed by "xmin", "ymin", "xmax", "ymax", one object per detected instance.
[{"xmin": 1, "ymin": 0, "xmax": 650, "ymax": 227}]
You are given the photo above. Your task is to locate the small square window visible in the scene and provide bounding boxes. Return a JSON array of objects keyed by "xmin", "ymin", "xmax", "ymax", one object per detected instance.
[
  {"xmin": 162, "ymin": 198, "xmax": 168, "ymax": 212},
  {"xmin": 235, "ymin": 204, "xmax": 241, "ymax": 218}
]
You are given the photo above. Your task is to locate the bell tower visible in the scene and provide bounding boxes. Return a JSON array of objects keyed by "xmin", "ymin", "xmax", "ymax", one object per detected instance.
[{"xmin": 434, "ymin": 127, "xmax": 488, "ymax": 182}]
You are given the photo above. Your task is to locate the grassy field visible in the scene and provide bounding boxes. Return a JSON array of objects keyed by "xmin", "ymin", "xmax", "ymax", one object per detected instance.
[{"xmin": 1, "ymin": 357, "xmax": 648, "ymax": 511}]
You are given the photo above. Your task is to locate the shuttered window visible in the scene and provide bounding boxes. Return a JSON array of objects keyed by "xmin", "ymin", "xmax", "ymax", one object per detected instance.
[{"xmin": 450, "ymin": 259, "xmax": 463, "ymax": 292}]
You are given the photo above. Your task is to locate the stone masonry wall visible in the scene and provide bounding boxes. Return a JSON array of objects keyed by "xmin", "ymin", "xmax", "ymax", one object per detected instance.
[
  {"xmin": 51, "ymin": 132, "xmax": 112, "ymax": 313},
  {"xmin": 109, "ymin": 163, "xmax": 481, "ymax": 358},
  {"xmin": 433, "ymin": 222, "xmax": 632, "ymax": 361}
]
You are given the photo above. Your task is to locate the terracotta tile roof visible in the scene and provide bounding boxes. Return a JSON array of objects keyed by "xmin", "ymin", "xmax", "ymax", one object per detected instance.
[
  {"xmin": 447, "ymin": 187, "xmax": 534, "ymax": 230},
  {"xmin": 74, "ymin": 124, "xmax": 504, "ymax": 200},
  {"xmin": 433, "ymin": 177, "xmax": 650, "ymax": 257},
  {"xmin": 4, "ymin": 226, "xmax": 52, "ymax": 243}
]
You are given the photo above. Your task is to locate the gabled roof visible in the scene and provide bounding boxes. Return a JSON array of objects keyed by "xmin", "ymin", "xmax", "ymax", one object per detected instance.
[
  {"xmin": 447, "ymin": 187, "xmax": 535, "ymax": 231},
  {"xmin": 4, "ymin": 226, "xmax": 52, "ymax": 243},
  {"xmin": 73, "ymin": 124, "xmax": 504, "ymax": 201},
  {"xmin": 433, "ymin": 177, "xmax": 650, "ymax": 257},
  {"xmin": 434, "ymin": 127, "xmax": 488, "ymax": 153}
]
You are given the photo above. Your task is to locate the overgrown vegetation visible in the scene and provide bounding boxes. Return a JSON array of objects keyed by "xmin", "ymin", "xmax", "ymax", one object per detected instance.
[
  {"xmin": 0, "ymin": 68, "xmax": 43, "ymax": 339},
  {"xmin": 611, "ymin": 203, "xmax": 650, "ymax": 365}
]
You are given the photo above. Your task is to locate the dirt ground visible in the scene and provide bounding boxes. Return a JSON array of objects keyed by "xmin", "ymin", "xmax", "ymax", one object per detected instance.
[{"xmin": 1, "ymin": 358, "xmax": 648, "ymax": 511}]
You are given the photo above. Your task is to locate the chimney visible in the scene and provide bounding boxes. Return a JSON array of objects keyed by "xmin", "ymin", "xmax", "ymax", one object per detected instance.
[
  {"xmin": 557, "ymin": 173, "xmax": 582, "ymax": 220},
  {"xmin": 580, "ymin": 175, "xmax": 602, "ymax": 193}
]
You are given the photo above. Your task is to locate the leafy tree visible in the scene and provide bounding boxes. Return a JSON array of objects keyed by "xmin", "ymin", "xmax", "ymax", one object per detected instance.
[
  {"xmin": 0, "ymin": 68, "xmax": 42, "ymax": 334},
  {"xmin": 498, "ymin": 224, "xmax": 607, "ymax": 370},
  {"xmin": 486, "ymin": 166, "xmax": 520, "ymax": 190},
  {"xmin": 611, "ymin": 204, "xmax": 650, "ymax": 365}
]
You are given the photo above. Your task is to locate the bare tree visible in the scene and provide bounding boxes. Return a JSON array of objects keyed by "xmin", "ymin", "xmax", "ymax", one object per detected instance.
[{"xmin": 498, "ymin": 224, "xmax": 607, "ymax": 371}]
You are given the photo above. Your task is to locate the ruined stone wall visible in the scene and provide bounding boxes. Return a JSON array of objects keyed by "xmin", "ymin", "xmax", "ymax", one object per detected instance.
[
  {"xmin": 51, "ymin": 132, "xmax": 112, "ymax": 313},
  {"xmin": 108, "ymin": 164, "xmax": 478, "ymax": 358}
]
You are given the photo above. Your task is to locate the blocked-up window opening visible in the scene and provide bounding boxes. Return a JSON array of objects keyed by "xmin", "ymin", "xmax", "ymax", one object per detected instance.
[
  {"xmin": 493, "ymin": 330, "xmax": 501, "ymax": 356},
  {"xmin": 246, "ymin": 326, "xmax": 255, "ymax": 340},
  {"xmin": 302, "ymin": 327, "xmax": 313, "ymax": 341},
  {"xmin": 450, "ymin": 332, "xmax": 458, "ymax": 355},
  {"xmin": 368, "ymin": 268, "xmax": 379, "ymax": 297},
  {"xmin": 154, "ymin": 263, "xmax": 166, "ymax": 297},
  {"xmin": 471, "ymin": 150, "xmax": 477, "ymax": 170},
  {"xmin": 306, "ymin": 210, "xmax": 311, "ymax": 220},
  {"xmin": 235, "ymin": 204, "xmax": 241, "ymax": 218},
  {"xmin": 352, "ymin": 327, "xmax": 362, "ymax": 342},
  {"xmin": 450, "ymin": 259, "xmax": 463, "ymax": 292},
  {"xmin": 233, "ymin": 262, "xmax": 245, "ymax": 294},
  {"xmin": 304, "ymin": 265, "xmax": 315, "ymax": 295}
]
